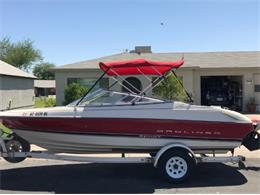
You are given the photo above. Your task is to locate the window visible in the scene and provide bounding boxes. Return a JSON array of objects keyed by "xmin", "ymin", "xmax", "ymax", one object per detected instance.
[
  {"xmin": 255, "ymin": 85, "xmax": 260, "ymax": 92},
  {"xmin": 122, "ymin": 77, "xmax": 142, "ymax": 94},
  {"xmin": 67, "ymin": 78, "xmax": 109, "ymax": 89}
]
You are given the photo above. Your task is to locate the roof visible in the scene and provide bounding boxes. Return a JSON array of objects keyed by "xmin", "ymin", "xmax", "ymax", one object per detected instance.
[
  {"xmin": 0, "ymin": 60, "xmax": 36, "ymax": 79},
  {"xmin": 53, "ymin": 51, "xmax": 260, "ymax": 71},
  {"xmin": 34, "ymin": 80, "xmax": 56, "ymax": 88}
]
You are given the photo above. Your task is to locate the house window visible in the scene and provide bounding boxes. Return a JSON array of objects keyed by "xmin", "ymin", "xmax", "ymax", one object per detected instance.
[
  {"xmin": 67, "ymin": 78, "xmax": 109, "ymax": 89},
  {"xmin": 255, "ymin": 85, "xmax": 260, "ymax": 92}
]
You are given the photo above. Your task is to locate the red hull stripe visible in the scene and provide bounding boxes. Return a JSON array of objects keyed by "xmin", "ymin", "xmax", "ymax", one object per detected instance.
[{"xmin": 2, "ymin": 117, "xmax": 252, "ymax": 140}]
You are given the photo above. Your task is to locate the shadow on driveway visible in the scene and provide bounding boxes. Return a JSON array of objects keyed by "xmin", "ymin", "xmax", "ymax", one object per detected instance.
[{"xmin": 0, "ymin": 162, "xmax": 250, "ymax": 193}]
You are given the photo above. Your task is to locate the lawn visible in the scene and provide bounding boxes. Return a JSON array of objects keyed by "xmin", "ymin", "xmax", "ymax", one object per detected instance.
[
  {"xmin": 35, "ymin": 97, "xmax": 45, "ymax": 108},
  {"xmin": 0, "ymin": 122, "xmax": 12, "ymax": 138}
]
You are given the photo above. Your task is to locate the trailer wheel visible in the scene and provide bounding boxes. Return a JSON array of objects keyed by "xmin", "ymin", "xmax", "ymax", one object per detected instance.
[
  {"xmin": 158, "ymin": 149, "xmax": 195, "ymax": 183},
  {"xmin": 3, "ymin": 135, "xmax": 30, "ymax": 163}
]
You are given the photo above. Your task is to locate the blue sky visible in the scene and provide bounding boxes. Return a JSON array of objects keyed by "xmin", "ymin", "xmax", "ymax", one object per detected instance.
[{"xmin": 0, "ymin": 0, "xmax": 259, "ymax": 66}]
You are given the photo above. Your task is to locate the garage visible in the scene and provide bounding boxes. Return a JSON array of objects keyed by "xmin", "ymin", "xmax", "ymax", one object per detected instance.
[
  {"xmin": 201, "ymin": 76, "xmax": 243, "ymax": 111},
  {"xmin": 0, "ymin": 60, "xmax": 36, "ymax": 111}
]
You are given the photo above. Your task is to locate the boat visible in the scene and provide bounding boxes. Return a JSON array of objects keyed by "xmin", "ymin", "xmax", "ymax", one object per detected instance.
[{"xmin": 0, "ymin": 58, "xmax": 259, "ymax": 155}]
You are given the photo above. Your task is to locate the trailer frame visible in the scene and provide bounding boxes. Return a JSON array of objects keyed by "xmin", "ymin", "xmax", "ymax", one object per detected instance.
[
  {"xmin": 0, "ymin": 134, "xmax": 245, "ymax": 165},
  {"xmin": 0, "ymin": 132, "xmax": 246, "ymax": 182}
]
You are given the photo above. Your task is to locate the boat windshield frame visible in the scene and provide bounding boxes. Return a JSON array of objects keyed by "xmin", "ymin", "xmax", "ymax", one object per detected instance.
[
  {"xmin": 75, "ymin": 58, "xmax": 193, "ymax": 106},
  {"xmin": 68, "ymin": 89, "xmax": 165, "ymax": 107}
]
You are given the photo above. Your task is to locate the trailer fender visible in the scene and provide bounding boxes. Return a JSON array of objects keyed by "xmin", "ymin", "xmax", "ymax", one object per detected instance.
[{"xmin": 153, "ymin": 143, "xmax": 196, "ymax": 167}]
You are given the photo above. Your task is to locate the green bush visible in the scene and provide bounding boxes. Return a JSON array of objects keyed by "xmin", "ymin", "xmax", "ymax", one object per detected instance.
[
  {"xmin": 153, "ymin": 74, "xmax": 188, "ymax": 102},
  {"xmin": 63, "ymin": 83, "xmax": 88, "ymax": 105},
  {"xmin": 44, "ymin": 97, "xmax": 56, "ymax": 107},
  {"xmin": 35, "ymin": 97, "xmax": 56, "ymax": 108}
]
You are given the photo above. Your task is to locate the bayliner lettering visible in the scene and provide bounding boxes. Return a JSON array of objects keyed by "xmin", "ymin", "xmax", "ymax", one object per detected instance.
[{"xmin": 156, "ymin": 129, "xmax": 222, "ymax": 136}]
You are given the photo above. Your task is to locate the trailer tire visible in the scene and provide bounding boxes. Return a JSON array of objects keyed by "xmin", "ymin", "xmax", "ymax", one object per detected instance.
[
  {"xmin": 3, "ymin": 135, "xmax": 30, "ymax": 163},
  {"xmin": 158, "ymin": 149, "xmax": 195, "ymax": 183}
]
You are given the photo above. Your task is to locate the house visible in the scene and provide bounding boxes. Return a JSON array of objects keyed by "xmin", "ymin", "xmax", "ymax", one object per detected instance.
[
  {"xmin": 53, "ymin": 46, "xmax": 260, "ymax": 112},
  {"xmin": 0, "ymin": 60, "xmax": 36, "ymax": 111},
  {"xmin": 34, "ymin": 80, "xmax": 56, "ymax": 97}
]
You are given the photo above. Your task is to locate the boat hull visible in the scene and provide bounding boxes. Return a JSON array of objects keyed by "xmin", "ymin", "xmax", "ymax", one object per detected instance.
[{"xmin": 0, "ymin": 103, "xmax": 253, "ymax": 154}]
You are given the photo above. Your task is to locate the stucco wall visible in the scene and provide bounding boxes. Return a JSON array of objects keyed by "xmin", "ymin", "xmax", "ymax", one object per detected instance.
[
  {"xmin": 176, "ymin": 69, "xmax": 195, "ymax": 100},
  {"xmin": 0, "ymin": 75, "xmax": 34, "ymax": 111}
]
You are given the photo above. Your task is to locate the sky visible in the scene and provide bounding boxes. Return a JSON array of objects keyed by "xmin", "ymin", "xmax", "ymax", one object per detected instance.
[{"xmin": 0, "ymin": 0, "xmax": 259, "ymax": 66}]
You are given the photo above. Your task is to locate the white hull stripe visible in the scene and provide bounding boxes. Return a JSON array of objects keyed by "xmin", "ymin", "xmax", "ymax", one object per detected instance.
[{"xmin": 13, "ymin": 129, "xmax": 241, "ymax": 154}]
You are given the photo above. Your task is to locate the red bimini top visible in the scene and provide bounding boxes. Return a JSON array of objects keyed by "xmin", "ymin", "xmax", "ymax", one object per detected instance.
[{"xmin": 99, "ymin": 58, "xmax": 184, "ymax": 76}]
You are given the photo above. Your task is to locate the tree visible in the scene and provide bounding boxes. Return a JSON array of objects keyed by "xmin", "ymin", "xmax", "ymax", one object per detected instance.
[
  {"xmin": 63, "ymin": 83, "xmax": 88, "ymax": 105},
  {"xmin": 153, "ymin": 74, "xmax": 188, "ymax": 102},
  {"xmin": 33, "ymin": 62, "xmax": 55, "ymax": 80},
  {"xmin": 0, "ymin": 37, "xmax": 42, "ymax": 71}
]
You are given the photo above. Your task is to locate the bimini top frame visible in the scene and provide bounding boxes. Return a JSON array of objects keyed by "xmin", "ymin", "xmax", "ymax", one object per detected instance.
[{"xmin": 76, "ymin": 58, "xmax": 193, "ymax": 106}]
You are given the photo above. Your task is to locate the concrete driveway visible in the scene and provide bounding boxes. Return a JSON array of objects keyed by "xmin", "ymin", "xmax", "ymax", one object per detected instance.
[{"xmin": 0, "ymin": 147, "xmax": 260, "ymax": 194}]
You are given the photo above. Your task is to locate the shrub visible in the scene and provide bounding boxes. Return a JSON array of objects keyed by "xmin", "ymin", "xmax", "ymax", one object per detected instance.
[
  {"xmin": 44, "ymin": 97, "xmax": 56, "ymax": 107},
  {"xmin": 35, "ymin": 97, "xmax": 56, "ymax": 108},
  {"xmin": 63, "ymin": 83, "xmax": 88, "ymax": 105},
  {"xmin": 153, "ymin": 74, "xmax": 189, "ymax": 102}
]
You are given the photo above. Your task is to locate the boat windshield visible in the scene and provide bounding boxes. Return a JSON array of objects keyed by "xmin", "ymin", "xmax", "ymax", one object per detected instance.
[{"xmin": 69, "ymin": 89, "xmax": 163, "ymax": 107}]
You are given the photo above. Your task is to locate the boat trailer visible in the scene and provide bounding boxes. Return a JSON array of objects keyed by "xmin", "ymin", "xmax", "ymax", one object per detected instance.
[
  {"xmin": 0, "ymin": 150, "xmax": 246, "ymax": 165},
  {"xmin": 0, "ymin": 131, "xmax": 246, "ymax": 167},
  {"xmin": 1, "ymin": 127, "xmax": 258, "ymax": 182}
]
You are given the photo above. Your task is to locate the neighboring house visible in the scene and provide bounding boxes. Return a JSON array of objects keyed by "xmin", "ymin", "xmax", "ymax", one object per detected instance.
[
  {"xmin": 0, "ymin": 60, "xmax": 36, "ymax": 111},
  {"xmin": 53, "ymin": 46, "xmax": 260, "ymax": 112},
  {"xmin": 34, "ymin": 80, "xmax": 56, "ymax": 97}
]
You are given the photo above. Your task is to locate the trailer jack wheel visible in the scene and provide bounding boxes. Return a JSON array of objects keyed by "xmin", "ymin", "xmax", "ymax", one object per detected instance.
[
  {"xmin": 158, "ymin": 150, "xmax": 195, "ymax": 183},
  {"xmin": 3, "ymin": 135, "xmax": 30, "ymax": 163}
]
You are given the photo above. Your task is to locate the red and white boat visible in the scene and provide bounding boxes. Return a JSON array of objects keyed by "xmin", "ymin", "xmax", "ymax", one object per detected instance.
[{"xmin": 0, "ymin": 59, "xmax": 259, "ymax": 155}]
